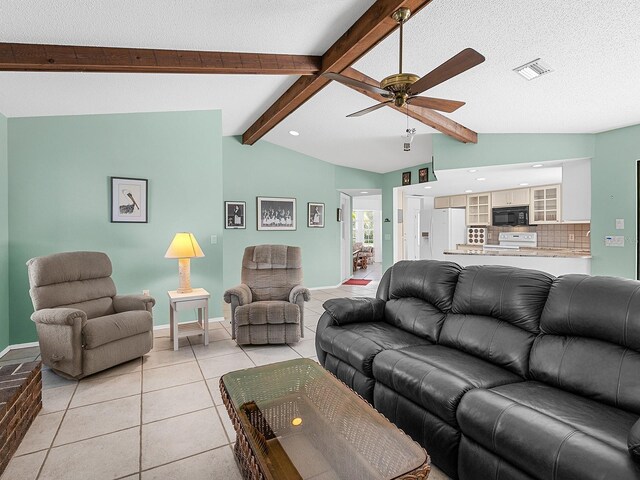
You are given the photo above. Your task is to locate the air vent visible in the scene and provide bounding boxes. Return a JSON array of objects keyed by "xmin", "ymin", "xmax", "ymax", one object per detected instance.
[{"xmin": 513, "ymin": 58, "xmax": 553, "ymax": 80}]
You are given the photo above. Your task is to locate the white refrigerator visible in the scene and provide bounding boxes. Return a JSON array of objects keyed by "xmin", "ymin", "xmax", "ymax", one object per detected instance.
[{"xmin": 427, "ymin": 208, "xmax": 467, "ymax": 261}]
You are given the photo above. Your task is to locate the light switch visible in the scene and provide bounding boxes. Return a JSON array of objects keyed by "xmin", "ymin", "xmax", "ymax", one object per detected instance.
[
  {"xmin": 384, "ymin": 234, "xmax": 391, "ymax": 241},
  {"xmin": 605, "ymin": 235, "xmax": 625, "ymax": 247},
  {"xmin": 210, "ymin": 235, "xmax": 217, "ymax": 244},
  {"xmin": 616, "ymin": 218, "xmax": 625, "ymax": 229}
]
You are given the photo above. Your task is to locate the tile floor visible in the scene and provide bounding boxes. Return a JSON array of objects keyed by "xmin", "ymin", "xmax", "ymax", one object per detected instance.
[{"xmin": 1, "ymin": 282, "xmax": 448, "ymax": 480}]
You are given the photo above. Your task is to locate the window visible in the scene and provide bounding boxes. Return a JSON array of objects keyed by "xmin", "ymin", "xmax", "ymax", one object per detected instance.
[
  {"xmin": 353, "ymin": 210, "xmax": 375, "ymax": 245},
  {"xmin": 363, "ymin": 211, "xmax": 374, "ymax": 244}
]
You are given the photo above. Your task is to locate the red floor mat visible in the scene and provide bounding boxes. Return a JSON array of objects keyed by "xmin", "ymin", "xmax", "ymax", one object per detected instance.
[{"xmin": 342, "ymin": 279, "xmax": 372, "ymax": 286}]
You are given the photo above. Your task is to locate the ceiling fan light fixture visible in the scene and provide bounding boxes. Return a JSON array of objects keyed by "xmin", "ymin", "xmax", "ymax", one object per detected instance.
[{"xmin": 514, "ymin": 58, "xmax": 553, "ymax": 80}]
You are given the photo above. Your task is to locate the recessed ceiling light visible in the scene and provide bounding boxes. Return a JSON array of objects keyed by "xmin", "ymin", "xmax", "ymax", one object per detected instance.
[
  {"xmin": 289, "ymin": 130, "xmax": 300, "ymax": 136},
  {"xmin": 519, "ymin": 183, "xmax": 529, "ymax": 186},
  {"xmin": 468, "ymin": 169, "xmax": 477, "ymax": 173},
  {"xmin": 514, "ymin": 58, "xmax": 553, "ymax": 81},
  {"xmin": 476, "ymin": 177, "xmax": 486, "ymax": 181},
  {"xmin": 465, "ymin": 189, "xmax": 473, "ymax": 193},
  {"xmin": 532, "ymin": 164, "xmax": 543, "ymax": 168},
  {"xmin": 360, "ymin": 191, "xmax": 368, "ymax": 194},
  {"xmin": 424, "ymin": 186, "xmax": 432, "ymax": 189}
]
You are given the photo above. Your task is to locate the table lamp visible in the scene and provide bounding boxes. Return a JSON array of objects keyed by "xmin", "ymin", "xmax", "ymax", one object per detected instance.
[{"xmin": 164, "ymin": 232, "xmax": 205, "ymax": 293}]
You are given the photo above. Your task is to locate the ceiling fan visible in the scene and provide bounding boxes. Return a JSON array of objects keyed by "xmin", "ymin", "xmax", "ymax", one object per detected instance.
[{"xmin": 324, "ymin": 7, "xmax": 485, "ymax": 117}]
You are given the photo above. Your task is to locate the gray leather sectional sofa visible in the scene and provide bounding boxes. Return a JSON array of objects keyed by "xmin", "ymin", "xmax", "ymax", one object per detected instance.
[{"xmin": 315, "ymin": 260, "xmax": 640, "ymax": 480}]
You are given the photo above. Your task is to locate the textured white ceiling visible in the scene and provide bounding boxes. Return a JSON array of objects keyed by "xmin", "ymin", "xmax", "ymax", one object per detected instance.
[{"xmin": 1, "ymin": 0, "xmax": 639, "ymax": 173}]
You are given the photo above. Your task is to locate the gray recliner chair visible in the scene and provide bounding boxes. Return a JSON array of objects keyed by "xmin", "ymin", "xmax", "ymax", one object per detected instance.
[
  {"xmin": 26, "ymin": 251, "xmax": 155, "ymax": 379},
  {"xmin": 223, "ymin": 245, "xmax": 310, "ymax": 345}
]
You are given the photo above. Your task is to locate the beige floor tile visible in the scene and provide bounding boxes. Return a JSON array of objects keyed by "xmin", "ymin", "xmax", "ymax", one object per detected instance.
[
  {"xmin": 141, "ymin": 446, "xmax": 241, "ymax": 480},
  {"xmin": 290, "ymin": 337, "xmax": 318, "ymax": 358},
  {"xmin": 0, "ymin": 449, "xmax": 47, "ymax": 480},
  {"xmin": 15, "ymin": 411, "xmax": 64, "ymax": 456},
  {"xmin": 306, "ymin": 324, "xmax": 317, "ymax": 333},
  {"xmin": 189, "ymin": 327, "xmax": 231, "ymax": 343},
  {"xmin": 41, "ymin": 384, "xmax": 76, "ymax": 414},
  {"xmin": 197, "ymin": 352, "xmax": 254, "ymax": 379},
  {"xmin": 153, "ymin": 327, "xmax": 170, "ymax": 338},
  {"xmin": 142, "ymin": 346, "xmax": 195, "ymax": 369},
  {"xmin": 41, "ymin": 368, "xmax": 78, "ymax": 390},
  {"xmin": 205, "ymin": 378, "xmax": 224, "ymax": 406},
  {"xmin": 244, "ymin": 345, "xmax": 300, "ymax": 366},
  {"xmin": 39, "ymin": 427, "xmax": 139, "ymax": 480},
  {"xmin": 142, "ymin": 361, "xmax": 203, "ymax": 392},
  {"xmin": 70, "ymin": 371, "xmax": 141, "ymax": 408},
  {"xmin": 215, "ymin": 404, "xmax": 236, "ymax": 443},
  {"xmin": 87, "ymin": 357, "xmax": 142, "ymax": 380},
  {"xmin": 151, "ymin": 336, "xmax": 189, "ymax": 351},
  {"xmin": 142, "ymin": 381, "xmax": 212, "ymax": 424},
  {"xmin": 141, "ymin": 408, "xmax": 227, "ymax": 470},
  {"xmin": 0, "ymin": 347, "xmax": 40, "ymax": 361},
  {"xmin": 54, "ymin": 395, "xmax": 141, "ymax": 446},
  {"xmin": 430, "ymin": 465, "xmax": 449, "ymax": 480},
  {"xmin": 191, "ymin": 339, "xmax": 243, "ymax": 360}
]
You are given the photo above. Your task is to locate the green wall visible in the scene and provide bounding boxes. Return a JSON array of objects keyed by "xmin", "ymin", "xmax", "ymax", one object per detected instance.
[
  {"xmin": 222, "ymin": 137, "xmax": 382, "ymax": 291},
  {"xmin": 592, "ymin": 124, "xmax": 640, "ymax": 278},
  {"xmin": 0, "ymin": 113, "xmax": 8, "ymax": 351},
  {"xmin": 8, "ymin": 111, "xmax": 224, "ymax": 344}
]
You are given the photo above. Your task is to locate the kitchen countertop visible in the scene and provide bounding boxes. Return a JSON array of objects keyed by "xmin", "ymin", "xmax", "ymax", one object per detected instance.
[{"xmin": 444, "ymin": 245, "xmax": 592, "ymax": 259}]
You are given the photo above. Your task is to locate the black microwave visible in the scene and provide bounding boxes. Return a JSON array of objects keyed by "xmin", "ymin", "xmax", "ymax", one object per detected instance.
[{"xmin": 492, "ymin": 206, "xmax": 529, "ymax": 226}]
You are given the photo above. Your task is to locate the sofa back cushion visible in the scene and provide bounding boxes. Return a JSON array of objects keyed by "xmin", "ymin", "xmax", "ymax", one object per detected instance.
[
  {"xmin": 531, "ymin": 274, "xmax": 640, "ymax": 414},
  {"xmin": 377, "ymin": 260, "xmax": 462, "ymax": 342},
  {"xmin": 440, "ymin": 265, "xmax": 554, "ymax": 377},
  {"xmin": 241, "ymin": 245, "xmax": 302, "ymax": 301},
  {"xmin": 27, "ymin": 251, "xmax": 117, "ymax": 318}
]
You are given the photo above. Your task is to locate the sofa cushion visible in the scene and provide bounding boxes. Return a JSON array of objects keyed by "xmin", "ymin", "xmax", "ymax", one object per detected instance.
[
  {"xmin": 83, "ymin": 311, "xmax": 152, "ymax": 349},
  {"xmin": 630, "ymin": 418, "xmax": 640, "ymax": 466},
  {"xmin": 457, "ymin": 381, "xmax": 640, "ymax": 480},
  {"xmin": 318, "ymin": 322, "xmax": 429, "ymax": 376},
  {"xmin": 440, "ymin": 265, "xmax": 554, "ymax": 377},
  {"xmin": 235, "ymin": 301, "xmax": 300, "ymax": 326},
  {"xmin": 532, "ymin": 274, "xmax": 640, "ymax": 414},
  {"xmin": 372, "ymin": 345, "xmax": 522, "ymax": 427}
]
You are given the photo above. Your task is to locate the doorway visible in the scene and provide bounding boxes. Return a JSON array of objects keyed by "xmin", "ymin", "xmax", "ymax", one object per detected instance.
[{"xmin": 340, "ymin": 192, "xmax": 351, "ymax": 283}]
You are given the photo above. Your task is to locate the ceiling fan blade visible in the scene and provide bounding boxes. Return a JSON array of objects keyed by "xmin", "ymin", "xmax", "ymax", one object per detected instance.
[
  {"xmin": 407, "ymin": 96, "xmax": 466, "ymax": 113},
  {"xmin": 347, "ymin": 100, "xmax": 393, "ymax": 117},
  {"xmin": 409, "ymin": 48, "xmax": 485, "ymax": 95},
  {"xmin": 324, "ymin": 72, "xmax": 390, "ymax": 97}
]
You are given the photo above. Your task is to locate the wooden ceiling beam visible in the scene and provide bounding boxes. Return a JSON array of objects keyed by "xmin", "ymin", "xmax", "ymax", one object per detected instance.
[
  {"xmin": 241, "ymin": 0, "xmax": 434, "ymax": 145},
  {"xmin": 340, "ymin": 67, "xmax": 478, "ymax": 143},
  {"xmin": 0, "ymin": 43, "xmax": 321, "ymax": 75}
]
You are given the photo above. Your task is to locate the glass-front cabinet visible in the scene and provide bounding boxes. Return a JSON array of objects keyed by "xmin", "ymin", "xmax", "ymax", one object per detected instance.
[
  {"xmin": 466, "ymin": 193, "xmax": 491, "ymax": 226},
  {"xmin": 530, "ymin": 185, "xmax": 561, "ymax": 224}
]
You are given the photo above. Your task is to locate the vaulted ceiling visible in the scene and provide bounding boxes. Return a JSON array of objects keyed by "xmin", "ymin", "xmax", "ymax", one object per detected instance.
[{"xmin": 1, "ymin": 0, "xmax": 639, "ymax": 173}]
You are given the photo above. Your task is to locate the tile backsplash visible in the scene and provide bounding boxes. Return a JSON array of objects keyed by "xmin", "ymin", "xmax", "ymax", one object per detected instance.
[{"xmin": 486, "ymin": 223, "xmax": 590, "ymax": 251}]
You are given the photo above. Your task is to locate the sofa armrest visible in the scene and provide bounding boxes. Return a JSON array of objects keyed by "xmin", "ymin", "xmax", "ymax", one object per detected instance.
[
  {"xmin": 31, "ymin": 308, "xmax": 86, "ymax": 326},
  {"xmin": 630, "ymin": 417, "xmax": 640, "ymax": 466},
  {"xmin": 113, "ymin": 294, "xmax": 156, "ymax": 313},
  {"xmin": 289, "ymin": 285, "xmax": 311, "ymax": 304},
  {"xmin": 322, "ymin": 298, "xmax": 385, "ymax": 326},
  {"xmin": 223, "ymin": 284, "xmax": 252, "ymax": 306}
]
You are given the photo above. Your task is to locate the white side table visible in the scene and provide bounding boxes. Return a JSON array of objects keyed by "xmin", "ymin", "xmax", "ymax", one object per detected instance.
[{"xmin": 167, "ymin": 288, "xmax": 210, "ymax": 351}]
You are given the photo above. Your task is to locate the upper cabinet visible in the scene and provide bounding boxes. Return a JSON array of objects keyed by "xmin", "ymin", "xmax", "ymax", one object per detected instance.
[
  {"xmin": 491, "ymin": 188, "xmax": 530, "ymax": 207},
  {"xmin": 562, "ymin": 159, "xmax": 591, "ymax": 223},
  {"xmin": 530, "ymin": 185, "xmax": 561, "ymax": 224},
  {"xmin": 466, "ymin": 193, "xmax": 491, "ymax": 226},
  {"xmin": 434, "ymin": 194, "xmax": 467, "ymax": 209}
]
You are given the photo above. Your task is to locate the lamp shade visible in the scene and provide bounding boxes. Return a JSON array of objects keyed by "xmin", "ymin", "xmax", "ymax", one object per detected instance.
[{"xmin": 164, "ymin": 233, "xmax": 205, "ymax": 259}]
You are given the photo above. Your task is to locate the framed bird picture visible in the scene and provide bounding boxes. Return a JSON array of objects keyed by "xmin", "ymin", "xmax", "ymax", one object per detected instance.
[{"xmin": 110, "ymin": 177, "xmax": 148, "ymax": 223}]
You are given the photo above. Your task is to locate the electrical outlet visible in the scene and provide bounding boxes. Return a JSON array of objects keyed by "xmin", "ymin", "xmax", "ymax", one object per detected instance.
[
  {"xmin": 210, "ymin": 235, "xmax": 218, "ymax": 244},
  {"xmin": 568, "ymin": 233, "xmax": 575, "ymax": 241},
  {"xmin": 142, "ymin": 290, "xmax": 150, "ymax": 296}
]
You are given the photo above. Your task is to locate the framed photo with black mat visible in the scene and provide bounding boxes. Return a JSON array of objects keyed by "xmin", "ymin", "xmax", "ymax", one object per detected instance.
[
  {"xmin": 110, "ymin": 177, "xmax": 148, "ymax": 223},
  {"xmin": 308, "ymin": 202, "xmax": 325, "ymax": 228},
  {"xmin": 402, "ymin": 171, "xmax": 411, "ymax": 185},
  {"xmin": 225, "ymin": 201, "xmax": 246, "ymax": 229},
  {"xmin": 257, "ymin": 196, "xmax": 296, "ymax": 231},
  {"xmin": 419, "ymin": 168, "xmax": 429, "ymax": 183}
]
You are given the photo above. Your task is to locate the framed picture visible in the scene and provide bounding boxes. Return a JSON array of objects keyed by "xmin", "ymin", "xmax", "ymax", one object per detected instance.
[
  {"xmin": 257, "ymin": 197, "xmax": 296, "ymax": 231},
  {"xmin": 419, "ymin": 167, "xmax": 429, "ymax": 183},
  {"xmin": 402, "ymin": 171, "xmax": 411, "ymax": 186},
  {"xmin": 110, "ymin": 177, "xmax": 148, "ymax": 223},
  {"xmin": 308, "ymin": 202, "xmax": 325, "ymax": 228},
  {"xmin": 225, "ymin": 201, "xmax": 246, "ymax": 229}
]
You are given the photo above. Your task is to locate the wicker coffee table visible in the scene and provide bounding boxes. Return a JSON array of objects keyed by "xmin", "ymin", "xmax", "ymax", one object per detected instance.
[{"xmin": 220, "ymin": 358, "xmax": 429, "ymax": 480}]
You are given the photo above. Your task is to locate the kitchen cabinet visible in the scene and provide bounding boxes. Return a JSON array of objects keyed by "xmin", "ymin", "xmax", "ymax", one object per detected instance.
[
  {"xmin": 466, "ymin": 193, "xmax": 491, "ymax": 226},
  {"xmin": 492, "ymin": 188, "xmax": 530, "ymax": 207},
  {"xmin": 434, "ymin": 195, "xmax": 466, "ymax": 209},
  {"xmin": 530, "ymin": 185, "xmax": 561, "ymax": 224}
]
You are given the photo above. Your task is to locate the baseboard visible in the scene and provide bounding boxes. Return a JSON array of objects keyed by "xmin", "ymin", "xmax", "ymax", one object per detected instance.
[
  {"xmin": 1, "ymin": 341, "xmax": 41, "ymax": 358},
  {"xmin": 152, "ymin": 316, "xmax": 226, "ymax": 331},
  {"xmin": 309, "ymin": 284, "xmax": 342, "ymax": 290}
]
